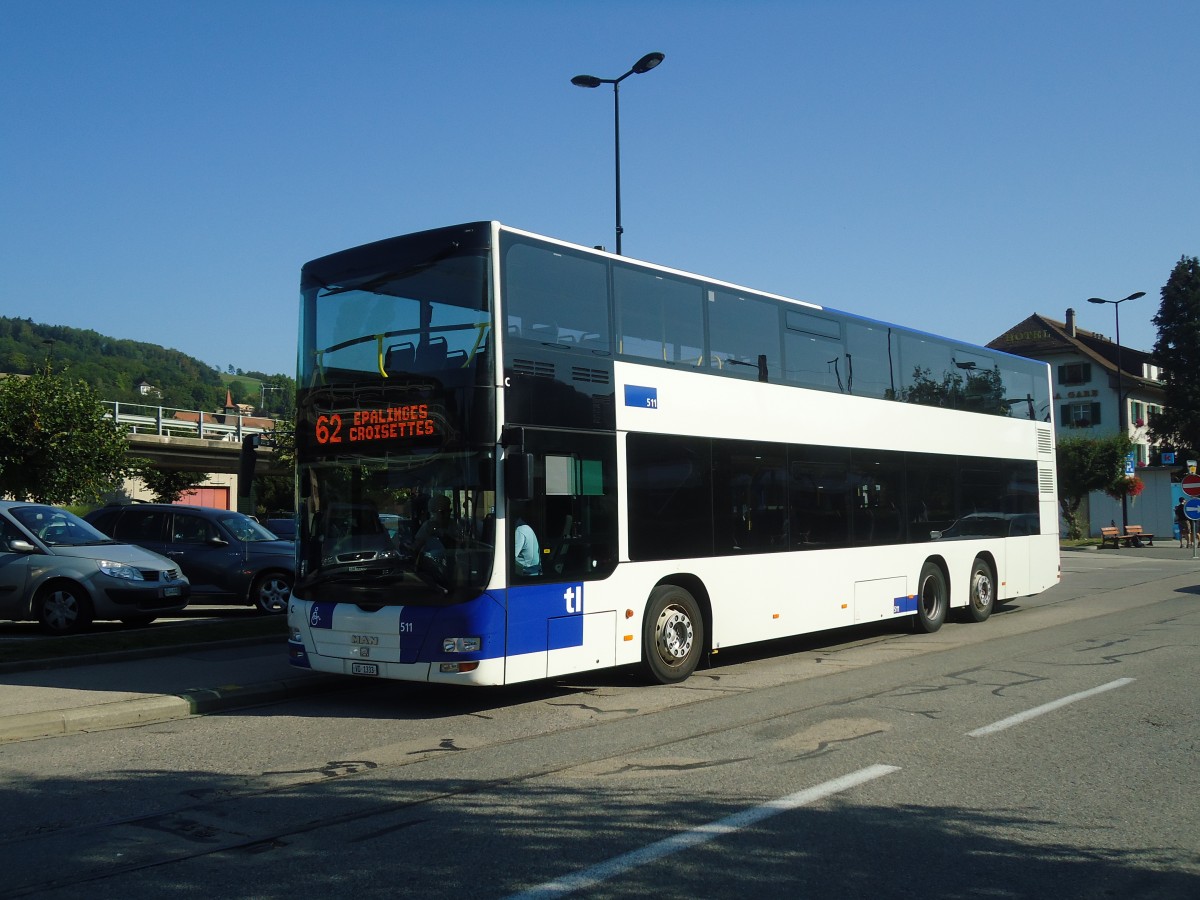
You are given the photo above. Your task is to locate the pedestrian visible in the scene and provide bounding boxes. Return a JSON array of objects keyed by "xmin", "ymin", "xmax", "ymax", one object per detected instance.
[{"xmin": 1175, "ymin": 498, "xmax": 1193, "ymax": 548}]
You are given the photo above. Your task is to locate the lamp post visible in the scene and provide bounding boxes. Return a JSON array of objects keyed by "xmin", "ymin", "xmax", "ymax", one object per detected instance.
[
  {"xmin": 571, "ymin": 51, "xmax": 665, "ymax": 255},
  {"xmin": 1087, "ymin": 290, "xmax": 1146, "ymax": 530}
]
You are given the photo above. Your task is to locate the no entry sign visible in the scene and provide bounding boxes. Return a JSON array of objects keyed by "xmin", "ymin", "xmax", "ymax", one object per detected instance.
[{"xmin": 1182, "ymin": 474, "xmax": 1200, "ymax": 498}]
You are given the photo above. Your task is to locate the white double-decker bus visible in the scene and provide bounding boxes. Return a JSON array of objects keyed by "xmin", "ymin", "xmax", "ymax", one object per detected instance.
[{"xmin": 287, "ymin": 222, "xmax": 1058, "ymax": 685}]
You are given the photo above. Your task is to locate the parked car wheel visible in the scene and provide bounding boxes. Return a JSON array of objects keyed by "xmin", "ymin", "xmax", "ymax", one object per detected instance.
[
  {"xmin": 252, "ymin": 572, "xmax": 292, "ymax": 614},
  {"xmin": 36, "ymin": 582, "xmax": 93, "ymax": 635}
]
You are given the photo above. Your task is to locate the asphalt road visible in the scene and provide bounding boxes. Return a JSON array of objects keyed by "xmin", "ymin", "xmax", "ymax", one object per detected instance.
[{"xmin": 1, "ymin": 549, "xmax": 1198, "ymax": 899}]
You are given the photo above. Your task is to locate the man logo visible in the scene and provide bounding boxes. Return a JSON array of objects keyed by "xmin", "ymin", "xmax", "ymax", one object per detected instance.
[{"xmin": 563, "ymin": 584, "xmax": 584, "ymax": 614}]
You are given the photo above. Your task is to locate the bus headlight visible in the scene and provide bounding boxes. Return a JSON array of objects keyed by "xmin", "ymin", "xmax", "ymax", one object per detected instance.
[{"xmin": 442, "ymin": 637, "xmax": 481, "ymax": 653}]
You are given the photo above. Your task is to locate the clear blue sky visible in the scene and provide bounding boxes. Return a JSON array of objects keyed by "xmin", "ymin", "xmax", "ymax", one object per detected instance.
[{"xmin": 2, "ymin": 1, "xmax": 1195, "ymax": 378}]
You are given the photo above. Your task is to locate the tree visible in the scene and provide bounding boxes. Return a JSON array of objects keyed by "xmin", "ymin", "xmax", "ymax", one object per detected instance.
[
  {"xmin": 1056, "ymin": 433, "xmax": 1133, "ymax": 539},
  {"xmin": 131, "ymin": 462, "xmax": 205, "ymax": 504},
  {"xmin": 251, "ymin": 419, "xmax": 295, "ymax": 517},
  {"xmin": 0, "ymin": 368, "xmax": 131, "ymax": 504},
  {"xmin": 896, "ymin": 365, "xmax": 1009, "ymax": 415},
  {"xmin": 1150, "ymin": 255, "xmax": 1200, "ymax": 457}
]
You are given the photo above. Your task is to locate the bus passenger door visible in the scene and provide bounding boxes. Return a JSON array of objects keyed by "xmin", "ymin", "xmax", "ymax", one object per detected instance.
[
  {"xmin": 503, "ymin": 429, "xmax": 618, "ymax": 677},
  {"xmin": 504, "ymin": 430, "xmax": 618, "ymax": 587}
]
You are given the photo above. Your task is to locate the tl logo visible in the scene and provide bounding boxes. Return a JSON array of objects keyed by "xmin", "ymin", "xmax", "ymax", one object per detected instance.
[{"xmin": 563, "ymin": 584, "xmax": 584, "ymax": 614}]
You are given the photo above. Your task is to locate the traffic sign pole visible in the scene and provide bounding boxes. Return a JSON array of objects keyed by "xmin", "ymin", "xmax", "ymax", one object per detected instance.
[{"xmin": 1186, "ymin": 497, "xmax": 1200, "ymax": 560}]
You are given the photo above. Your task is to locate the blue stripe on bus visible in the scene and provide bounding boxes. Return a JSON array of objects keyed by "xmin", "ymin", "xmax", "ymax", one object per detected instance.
[
  {"xmin": 306, "ymin": 590, "xmax": 584, "ymax": 662},
  {"xmin": 506, "ymin": 582, "xmax": 586, "ymax": 655},
  {"xmin": 894, "ymin": 594, "xmax": 917, "ymax": 615},
  {"xmin": 306, "ymin": 597, "xmax": 506, "ymax": 662}
]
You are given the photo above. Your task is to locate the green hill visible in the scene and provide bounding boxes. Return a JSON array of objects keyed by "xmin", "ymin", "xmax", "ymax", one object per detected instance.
[{"xmin": 0, "ymin": 316, "xmax": 294, "ymax": 413}]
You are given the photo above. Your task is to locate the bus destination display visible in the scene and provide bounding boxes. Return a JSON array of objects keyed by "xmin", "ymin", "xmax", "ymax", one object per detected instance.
[{"xmin": 314, "ymin": 404, "xmax": 436, "ymax": 446}]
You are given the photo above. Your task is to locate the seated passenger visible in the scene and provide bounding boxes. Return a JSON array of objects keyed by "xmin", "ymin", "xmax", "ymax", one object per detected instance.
[{"xmin": 513, "ymin": 516, "xmax": 541, "ymax": 576}]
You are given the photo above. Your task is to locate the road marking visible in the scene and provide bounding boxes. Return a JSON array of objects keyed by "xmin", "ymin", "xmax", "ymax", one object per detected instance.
[
  {"xmin": 968, "ymin": 677, "xmax": 1136, "ymax": 737},
  {"xmin": 506, "ymin": 764, "xmax": 900, "ymax": 900}
]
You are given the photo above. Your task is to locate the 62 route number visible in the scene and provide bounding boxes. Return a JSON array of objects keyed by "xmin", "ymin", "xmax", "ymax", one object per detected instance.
[{"xmin": 315, "ymin": 414, "xmax": 344, "ymax": 444}]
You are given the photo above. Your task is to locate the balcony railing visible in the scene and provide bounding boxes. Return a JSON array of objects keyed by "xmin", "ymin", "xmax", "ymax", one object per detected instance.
[{"xmin": 104, "ymin": 401, "xmax": 279, "ymax": 442}]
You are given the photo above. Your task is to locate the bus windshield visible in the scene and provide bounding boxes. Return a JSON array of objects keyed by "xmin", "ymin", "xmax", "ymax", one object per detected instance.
[{"xmin": 295, "ymin": 225, "xmax": 497, "ymax": 605}]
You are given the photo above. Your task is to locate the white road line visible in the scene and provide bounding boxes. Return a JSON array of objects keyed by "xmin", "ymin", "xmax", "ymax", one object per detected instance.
[
  {"xmin": 968, "ymin": 677, "xmax": 1136, "ymax": 737},
  {"xmin": 506, "ymin": 763, "xmax": 900, "ymax": 900}
]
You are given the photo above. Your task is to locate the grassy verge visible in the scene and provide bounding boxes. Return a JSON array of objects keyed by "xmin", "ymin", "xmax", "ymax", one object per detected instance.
[{"xmin": 0, "ymin": 616, "xmax": 287, "ymax": 665}]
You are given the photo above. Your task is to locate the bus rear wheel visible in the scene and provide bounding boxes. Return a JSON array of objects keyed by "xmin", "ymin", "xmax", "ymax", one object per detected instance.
[
  {"xmin": 643, "ymin": 585, "xmax": 704, "ymax": 684},
  {"xmin": 915, "ymin": 561, "xmax": 947, "ymax": 633},
  {"xmin": 964, "ymin": 557, "xmax": 995, "ymax": 623}
]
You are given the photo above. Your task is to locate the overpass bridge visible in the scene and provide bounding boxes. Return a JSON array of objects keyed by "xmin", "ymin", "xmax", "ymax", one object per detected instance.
[{"xmin": 105, "ymin": 401, "xmax": 287, "ymax": 476}]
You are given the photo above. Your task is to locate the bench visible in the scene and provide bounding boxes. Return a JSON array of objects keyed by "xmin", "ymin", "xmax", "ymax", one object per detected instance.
[
  {"xmin": 1100, "ymin": 525, "xmax": 1154, "ymax": 548},
  {"xmin": 1122, "ymin": 525, "xmax": 1154, "ymax": 546}
]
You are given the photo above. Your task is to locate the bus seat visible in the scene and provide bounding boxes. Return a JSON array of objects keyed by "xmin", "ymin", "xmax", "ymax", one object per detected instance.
[
  {"xmin": 417, "ymin": 336, "xmax": 448, "ymax": 367},
  {"xmin": 385, "ymin": 342, "xmax": 415, "ymax": 372}
]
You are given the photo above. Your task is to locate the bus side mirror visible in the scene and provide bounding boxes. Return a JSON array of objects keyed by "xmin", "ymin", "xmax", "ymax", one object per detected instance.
[
  {"xmin": 238, "ymin": 434, "xmax": 261, "ymax": 498},
  {"xmin": 505, "ymin": 451, "xmax": 534, "ymax": 501}
]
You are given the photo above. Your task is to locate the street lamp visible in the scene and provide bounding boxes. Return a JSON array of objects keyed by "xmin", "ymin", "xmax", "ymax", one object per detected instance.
[
  {"xmin": 1087, "ymin": 290, "xmax": 1146, "ymax": 530},
  {"xmin": 571, "ymin": 51, "xmax": 665, "ymax": 255},
  {"xmin": 259, "ymin": 383, "xmax": 280, "ymax": 415}
]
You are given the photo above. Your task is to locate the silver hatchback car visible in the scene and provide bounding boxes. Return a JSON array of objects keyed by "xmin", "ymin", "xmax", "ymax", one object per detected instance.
[{"xmin": 0, "ymin": 501, "xmax": 190, "ymax": 634}]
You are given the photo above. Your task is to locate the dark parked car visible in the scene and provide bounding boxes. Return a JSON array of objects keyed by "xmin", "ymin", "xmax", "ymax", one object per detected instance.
[
  {"xmin": 931, "ymin": 513, "xmax": 1040, "ymax": 540},
  {"xmin": 0, "ymin": 501, "xmax": 189, "ymax": 634},
  {"xmin": 86, "ymin": 504, "xmax": 295, "ymax": 613},
  {"xmin": 265, "ymin": 516, "xmax": 296, "ymax": 541}
]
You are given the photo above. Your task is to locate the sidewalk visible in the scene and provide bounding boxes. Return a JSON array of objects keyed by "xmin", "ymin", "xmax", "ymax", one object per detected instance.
[
  {"xmin": 0, "ymin": 637, "xmax": 343, "ymax": 743},
  {"xmin": 1071, "ymin": 541, "xmax": 1200, "ymax": 561}
]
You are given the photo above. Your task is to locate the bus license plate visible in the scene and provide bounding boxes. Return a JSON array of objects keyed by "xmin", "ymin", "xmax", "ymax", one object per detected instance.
[{"xmin": 351, "ymin": 662, "xmax": 379, "ymax": 676}]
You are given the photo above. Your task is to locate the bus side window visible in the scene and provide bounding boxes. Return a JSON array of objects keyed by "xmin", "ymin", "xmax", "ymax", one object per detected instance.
[
  {"xmin": 707, "ymin": 289, "xmax": 782, "ymax": 382},
  {"xmin": 614, "ymin": 265, "xmax": 704, "ymax": 365},
  {"xmin": 503, "ymin": 240, "xmax": 610, "ymax": 352}
]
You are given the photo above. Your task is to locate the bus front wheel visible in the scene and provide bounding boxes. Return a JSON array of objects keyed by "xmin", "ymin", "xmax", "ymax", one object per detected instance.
[
  {"xmin": 915, "ymin": 561, "xmax": 948, "ymax": 633},
  {"xmin": 643, "ymin": 585, "xmax": 704, "ymax": 684}
]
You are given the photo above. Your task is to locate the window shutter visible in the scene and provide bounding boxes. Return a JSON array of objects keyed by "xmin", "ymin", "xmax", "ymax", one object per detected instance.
[
  {"xmin": 1061, "ymin": 404, "xmax": 1070, "ymax": 425},
  {"xmin": 1091, "ymin": 402, "xmax": 1102, "ymax": 425}
]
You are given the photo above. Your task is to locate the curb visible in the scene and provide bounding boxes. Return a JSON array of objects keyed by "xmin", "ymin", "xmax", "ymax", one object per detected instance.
[
  {"xmin": 0, "ymin": 634, "xmax": 285, "ymax": 676},
  {"xmin": 0, "ymin": 671, "xmax": 345, "ymax": 744}
]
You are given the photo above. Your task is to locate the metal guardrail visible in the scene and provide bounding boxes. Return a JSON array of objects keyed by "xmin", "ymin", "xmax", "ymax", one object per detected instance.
[{"xmin": 103, "ymin": 401, "xmax": 279, "ymax": 443}]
